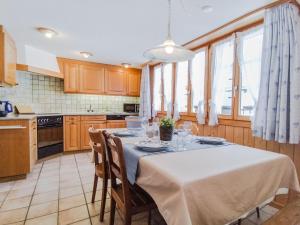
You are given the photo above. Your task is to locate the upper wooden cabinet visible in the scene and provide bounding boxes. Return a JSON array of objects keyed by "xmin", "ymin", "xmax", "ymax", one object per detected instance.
[
  {"xmin": 127, "ymin": 69, "xmax": 141, "ymax": 96},
  {"xmin": 79, "ymin": 64, "xmax": 105, "ymax": 94},
  {"xmin": 58, "ymin": 57, "xmax": 141, "ymax": 96},
  {"xmin": 105, "ymin": 67, "xmax": 127, "ymax": 95},
  {"xmin": 0, "ymin": 25, "xmax": 17, "ymax": 86},
  {"xmin": 64, "ymin": 62, "xmax": 79, "ymax": 93}
]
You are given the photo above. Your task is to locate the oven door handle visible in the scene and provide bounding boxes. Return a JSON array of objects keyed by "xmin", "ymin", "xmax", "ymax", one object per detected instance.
[{"xmin": 38, "ymin": 124, "xmax": 63, "ymax": 128}]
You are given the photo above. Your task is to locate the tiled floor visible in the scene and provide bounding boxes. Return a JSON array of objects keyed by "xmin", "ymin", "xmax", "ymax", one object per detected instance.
[{"xmin": 0, "ymin": 152, "xmax": 278, "ymax": 225}]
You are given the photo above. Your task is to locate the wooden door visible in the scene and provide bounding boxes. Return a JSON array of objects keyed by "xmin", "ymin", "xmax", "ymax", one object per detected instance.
[
  {"xmin": 80, "ymin": 121, "xmax": 106, "ymax": 150},
  {"xmin": 64, "ymin": 117, "xmax": 81, "ymax": 151},
  {"xmin": 105, "ymin": 68, "xmax": 126, "ymax": 95},
  {"xmin": 106, "ymin": 120, "xmax": 126, "ymax": 128},
  {"xmin": 0, "ymin": 26, "xmax": 17, "ymax": 85},
  {"xmin": 64, "ymin": 62, "xmax": 79, "ymax": 93},
  {"xmin": 79, "ymin": 65, "xmax": 105, "ymax": 94},
  {"xmin": 127, "ymin": 70, "xmax": 141, "ymax": 96}
]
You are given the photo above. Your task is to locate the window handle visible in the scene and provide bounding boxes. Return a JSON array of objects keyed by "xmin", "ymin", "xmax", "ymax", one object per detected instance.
[{"xmin": 234, "ymin": 85, "xmax": 238, "ymax": 97}]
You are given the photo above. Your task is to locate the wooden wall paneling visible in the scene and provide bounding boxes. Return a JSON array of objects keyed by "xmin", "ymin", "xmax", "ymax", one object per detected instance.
[
  {"xmin": 203, "ymin": 125, "xmax": 211, "ymax": 136},
  {"xmin": 266, "ymin": 141, "xmax": 280, "ymax": 153},
  {"xmin": 243, "ymin": 128, "xmax": 254, "ymax": 147},
  {"xmin": 211, "ymin": 126, "xmax": 219, "ymax": 137},
  {"xmin": 217, "ymin": 125, "xmax": 226, "ymax": 138},
  {"xmin": 225, "ymin": 126, "xmax": 234, "ymax": 142},
  {"xmin": 254, "ymin": 137, "xmax": 267, "ymax": 150},
  {"xmin": 293, "ymin": 145, "xmax": 300, "ymax": 181},
  {"xmin": 279, "ymin": 144, "xmax": 294, "ymax": 160},
  {"xmin": 233, "ymin": 127, "xmax": 244, "ymax": 145},
  {"xmin": 198, "ymin": 124, "xmax": 204, "ymax": 136}
]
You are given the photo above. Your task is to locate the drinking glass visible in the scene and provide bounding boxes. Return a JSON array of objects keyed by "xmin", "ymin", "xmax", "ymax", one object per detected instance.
[
  {"xmin": 177, "ymin": 124, "xmax": 188, "ymax": 150},
  {"xmin": 145, "ymin": 124, "xmax": 154, "ymax": 141}
]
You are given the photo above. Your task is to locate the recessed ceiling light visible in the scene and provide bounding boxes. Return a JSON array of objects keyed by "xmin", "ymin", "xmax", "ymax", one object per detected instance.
[
  {"xmin": 122, "ymin": 63, "xmax": 131, "ymax": 68},
  {"xmin": 36, "ymin": 27, "xmax": 58, "ymax": 39},
  {"xmin": 201, "ymin": 5, "xmax": 213, "ymax": 13},
  {"xmin": 80, "ymin": 52, "xmax": 93, "ymax": 59}
]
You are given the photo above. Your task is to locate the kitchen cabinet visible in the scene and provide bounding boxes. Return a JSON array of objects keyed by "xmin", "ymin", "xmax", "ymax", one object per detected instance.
[
  {"xmin": 127, "ymin": 69, "xmax": 141, "ymax": 96},
  {"xmin": 59, "ymin": 57, "xmax": 141, "ymax": 96},
  {"xmin": 79, "ymin": 65, "xmax": 105, "ymax": 94},
  {"xmin": 106, "ymin": 120, "xmax": 126, "ymax": 128},
  {"xmin": 0, "ymin": 25, "xmax": 17, "ymax": 86},
  {"xmin": 64, "ymin": 62, "xmax": 79, "ymax": 93},
  {"xmin": 0, "ymin": 118, "xmax": 36, "ymax": 178},
  {"xmin": 105, "ymin": 67, "xmax": 127, "ymax": 95},
  {"xmin": 64, "ymin": 116, "xmax": 81, "ymax": 151}
]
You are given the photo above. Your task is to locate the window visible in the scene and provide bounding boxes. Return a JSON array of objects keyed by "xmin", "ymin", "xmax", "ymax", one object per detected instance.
[
  {"xmin": 237, "ymin": 27, "xmax": 263, "ymax": 117},
  {"xmin": 211, "ymin": 38, "xmax": 235, "ymax": 116},
  {"xmin": 153, "ymin": 66, "xmax": 162, "ymax": 112},
  {"xmin": 191, "ymin": 50, "xmax": 206, "ymax": 113},
  {"xmin": 163, "ymin": 63, "xmax": 173, "ymax": 111},
  {"xmin": 176, "ymin": 61, "xmax": 189, "ymax": 113}
]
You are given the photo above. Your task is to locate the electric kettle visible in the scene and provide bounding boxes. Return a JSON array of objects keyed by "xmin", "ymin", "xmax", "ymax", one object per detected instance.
[{"xmin": 0, "ymin": 101, "xmax": 13, "ymax": 117}]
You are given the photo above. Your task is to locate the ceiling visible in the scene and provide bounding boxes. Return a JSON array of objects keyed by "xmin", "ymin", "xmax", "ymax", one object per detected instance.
[{"xmin": 0, "ymin": 0, "xmax": 273, "ymax": 67}]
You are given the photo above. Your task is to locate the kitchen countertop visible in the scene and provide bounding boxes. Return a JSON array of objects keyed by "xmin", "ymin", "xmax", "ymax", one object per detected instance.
[{"xmin": 0, "ymin": 112, "xmax": 139, "ymax": 120}]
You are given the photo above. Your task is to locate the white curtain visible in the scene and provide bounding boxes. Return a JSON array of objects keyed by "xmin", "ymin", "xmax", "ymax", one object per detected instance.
[
  {"xmin": 253, "ymin": 3, "xmax": 300, "ymax": 144},
  {"xmin": 209, "ymin": 37, "xmax": 235, "ymax": 126},
  {"xmin": 236, "ymin": 26, "xmax": 264, "ymax": 122},
  {"xmin": 139, "ymin": 65, "xmax": 152, "ymax": 119},
  {"xmin": 162, "ymin": 63, "xmax": 173, "ymax": 118}
]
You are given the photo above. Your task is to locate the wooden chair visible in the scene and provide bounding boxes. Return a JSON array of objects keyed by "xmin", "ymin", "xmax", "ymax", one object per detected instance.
[
  {"xmin": 262, "ymin": 194, "xmax": 300, "ymax": 225},
  {"xmin": 88, "ymin": 127, "xmax": 109, "ymax": 222},
  {"xmin": 103, "ymin": 130, "xmax": 157, "ymax": 225}
]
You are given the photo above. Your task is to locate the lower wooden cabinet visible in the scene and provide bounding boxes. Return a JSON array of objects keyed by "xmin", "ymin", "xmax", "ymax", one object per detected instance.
[
  {"xmin": 0, "ymin": 119, "xmax": 36, "ymax": 178},
  {"xmin": 106, "ymin": 120, "xmax": 126, "ymax": 128},
  {"xmin": 80, "ymin": 120, "xmax": 106, "ymax": 150},
  {"xmin": 64, "ymin": 117, "xmax": 81, "ymax": 151}
]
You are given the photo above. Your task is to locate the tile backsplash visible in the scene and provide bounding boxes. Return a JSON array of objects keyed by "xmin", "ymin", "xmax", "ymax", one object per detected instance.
[{"xmin": 0, "ymin": 71, "xmax": 139, "ymax": 113}]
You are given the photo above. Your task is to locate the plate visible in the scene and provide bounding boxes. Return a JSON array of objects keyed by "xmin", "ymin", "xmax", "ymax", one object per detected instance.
[
  {"xmin": 113, "ymin": 130, "xmax": 135, "ymax": 137},
  {"xmin": 134, "ymin": 141, "xmax": 169, "ymax": 152},
  {"xmin": 194, "ymin": 136, "xmax": 226, "ymax": 145}
]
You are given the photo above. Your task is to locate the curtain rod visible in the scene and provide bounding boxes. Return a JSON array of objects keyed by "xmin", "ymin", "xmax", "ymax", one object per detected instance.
[{"xmin": 140, "ymin": 0, "xmax": 300, "ymax": 68}]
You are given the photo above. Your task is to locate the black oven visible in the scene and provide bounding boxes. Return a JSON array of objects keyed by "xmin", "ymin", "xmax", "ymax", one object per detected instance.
[
  {"xmin": 37, "ymin": 115, "xmax": 63, "ymax": 159},
  {"xmin": 123, "ymin": 103, "xmax": 139, "ymax": 113}
]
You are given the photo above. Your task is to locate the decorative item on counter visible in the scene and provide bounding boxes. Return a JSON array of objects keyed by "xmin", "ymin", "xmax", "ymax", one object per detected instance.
[
  {"xmin": 159, "ymin": 117, "xmax": 174, "ymax": 141},
  {"xmin": 0, "ymin": 101, "xmax": 13, "ymax": 117}
]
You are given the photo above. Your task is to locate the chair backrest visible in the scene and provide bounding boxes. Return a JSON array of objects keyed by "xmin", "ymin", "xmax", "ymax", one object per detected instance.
[
  {"xmin": 88, "ymin": 127, "xmax": 107, "ymax": 174},
  {"xmin": 103, "ymin": 130, "xmax": 131, "ymax": 207}
]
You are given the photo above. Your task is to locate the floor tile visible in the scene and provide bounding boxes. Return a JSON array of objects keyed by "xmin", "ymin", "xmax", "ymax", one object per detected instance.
[
  {"xmin": 31, "ymin": 190, "xmax": 59, "ymax": 205},
  {"xmin": 85, "ymin": 191, "xmax": 109, "ymax": 204},
  {"xmin": 71, "ymin": 219, "xmax": 91, "ymax": 225},
  {"xmin": 6, "ymin": 187, "xmax": 35, "ymax": 200},
  {"xmin": 0, "ymin": 191, "xmax": 8, "ymax": 203},
  {"xmin": 248, "ymin": 210, "xmax": 273, "ymax": 225},
  {"xmin": 25, "ymin": 213, "xmax": 58, "ymax": 225},
  {"xmin": 87, "ymin": 200, "xmax": 110, "ymax": 217},
  {"xmin": 27, "ymin": 200, "xmax": 58, "ymax": 219},
  {"xmin": 1, "ymin": 196, "xmax": 31, "ymax": 211},
  {"xmin": 59, "ymin": 194, "xmax": 86, "ymax": 211},
  {"xmin": 0, "ymin": 207, "xmax": 28, "ymax": 225},
  {"xmin": 35, "ymin": 184, "xmax": 59, "ymax": 194},
  {"xmin": 58, "ymin": 205, "xmax": 89, "ymax": 225},
  {"xmin": 59, "ymin": 186, "xmax": 83, "ymax": 199},
  {"xmin": 261, "ymin": 205, "xmax": 278, "ymax": 215}
]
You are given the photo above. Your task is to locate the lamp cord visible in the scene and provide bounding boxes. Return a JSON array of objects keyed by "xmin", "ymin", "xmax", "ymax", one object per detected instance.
[{"xmin": 167, "ymin": 0, "xmax": 172, "ymax": 40}]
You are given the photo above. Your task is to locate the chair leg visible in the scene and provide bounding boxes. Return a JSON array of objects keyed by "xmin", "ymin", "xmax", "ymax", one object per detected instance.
[
  {"xmin": 148, "ymin": 210, "xmax": 152, "ymax": 225},
  {"xmin": 99, "ymin": 177, "xmax": 108, "ymax": 222},
  {"xmin": 91, "ymin": 174, "xmax": 98, "ymax": 203},
  {"xmin": 109, "ymin": 198, "xmax": 116, "ymax": 225},
  {"xmin": 237, "ymin": 219, "xmax": 242, "ymax": 225},
  {"xmin": 256, "ymin": 207, "xmax": 260, "ymax": 218},
  {"xmin": 124, "ymin": 213, "xmax": 132, "ymax": 225}
]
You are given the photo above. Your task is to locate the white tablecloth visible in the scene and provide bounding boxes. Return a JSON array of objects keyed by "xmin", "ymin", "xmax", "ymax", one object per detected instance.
[{"xmin": 121, "ymin": 137, "xmax": 300, "ymax": 225}]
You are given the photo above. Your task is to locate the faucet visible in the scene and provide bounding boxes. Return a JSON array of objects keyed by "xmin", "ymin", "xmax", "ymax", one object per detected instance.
[{"xmin": 87, "ymin": 104, "xmax": 94, "ymax": 113}]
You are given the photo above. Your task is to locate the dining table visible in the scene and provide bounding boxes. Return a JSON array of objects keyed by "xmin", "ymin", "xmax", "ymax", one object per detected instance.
[{"xmin": 104, "ymin": 129, "xmax": 300, "ymax": 225}]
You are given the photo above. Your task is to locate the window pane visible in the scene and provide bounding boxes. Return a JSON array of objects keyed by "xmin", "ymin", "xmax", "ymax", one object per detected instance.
[
  {"xmin": 163, "ymin": 63, "xmax": 173, "ymax": 111},
  {"xmin": 176, "ymin": 61, "xmax": 189, "ymax": 113},
  {"xmin": 212, "ymin": 39, "xmax": 234, "ymax": 115},
  {"xmin": 238, "ymin": 28, "xmax": 263, "ymax": 116},
  {"xmin": 153, "ymin": 66, "xmax": 162, "ymax": 112},
  {"xmin": 191, "ymin": 50, "xmax": 206, "ymax": 113}
]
